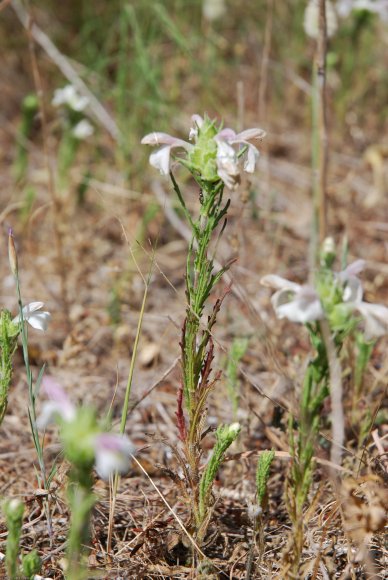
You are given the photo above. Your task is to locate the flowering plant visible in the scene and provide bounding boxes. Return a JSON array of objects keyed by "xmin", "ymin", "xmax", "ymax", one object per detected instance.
[
  {"xmin": 52, "ymin": 84, "xmax": 94, "ymax": 187},
  {"xmin": 261, "ymin": 259, "xmax": 388, "ymax": 339},
  {"xmin": 38, "ymin": 377, "xmax": 135, "ymax": 480},
  {"xmin": 38, "ymin": 377, "xmax": 135, "ymax": 577},
  {"xmin": 261, "ymin": 243, "xmax": 388, "ymax": 574},
  {"xmin": 142, "ymin": 114, "xmax": 263, "ymax": 542},
  {"xmin": 142, "ymin": 114, "xmax": 265, "ymax": 189}
]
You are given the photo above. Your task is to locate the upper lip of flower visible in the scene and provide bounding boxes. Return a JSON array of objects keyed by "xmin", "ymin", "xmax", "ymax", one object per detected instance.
[
  {"xmin": 141, "ymin": 132, "xmax": 193, "ymax": 176},
  {"xmin": 37, "ymin": 377, "xmax": 76, "ymax": 428},
  {"xmin": 13, "ymin": 301, "xmax": 51, "ymax": 332},
  {"xmin": 261, "ymin": 274, "xmax": 324, "ymax": 324}
]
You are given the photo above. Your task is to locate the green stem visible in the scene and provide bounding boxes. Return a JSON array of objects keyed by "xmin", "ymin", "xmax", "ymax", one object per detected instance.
[{"xmin": 66, "ymin": 466, "xmax": 95, "ymax": 580}]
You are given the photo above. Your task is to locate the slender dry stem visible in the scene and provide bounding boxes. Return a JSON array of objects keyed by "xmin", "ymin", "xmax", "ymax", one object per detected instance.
[
  {"xmin": 320, "ymin": 320, "xmax": 344, "ymax": 469},
  {"xmin": 317, "ymin": 0, "xmax": 328, "ymax": 244}
]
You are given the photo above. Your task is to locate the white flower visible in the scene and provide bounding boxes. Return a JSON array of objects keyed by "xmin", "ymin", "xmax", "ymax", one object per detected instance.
[
  {"xmin": 247, "ymin": 503, "xmax": 263, "ymax": 520},
  {"xmin": 37, "ymin": 377, "xmax": 76, "ymax": 428},
  {"xmin": 142, "ymin": 116, "xmax": 265, "ymax": 188},
  {"xmin": 214, "ymin": 127, "xmax": 266, "ymax": 189},
  {"xmin": 261, "ymin": 274, "xmax": 324, "ymax": 323},
  {"xmin": 37, "ymin": 379, "xmax": 135, "ymax": 479},
  {"xmin": 337, "ymin": 0, "xmax": 388, "ymax": 21},
  {"xmin": 304, "ymin": 0, "xmax": 338, "ymax": 39},
  {"xmin": 338, "ymin": 260, "xmax": 388, "ymax": 339},
  {"xmin": 214, "ymin": 138, "xmax": 240, "ymax": 189},
  {"xmin": 72, "ymin": 119, "xmax": 94, "ymax": 140},
  {"xmin": 202, "ymin": 0, "xmax": 226, "ymax": 22},
  {"xmin": 141, "ymin": 132, "xmax": 192, "ymax": 175},
  {"xmin": 13, "ymin": 302, "xmax": 51, "ymax": 332},
  {"xmin": 94, "ymin": 433, "xmax": 135, "ymax": 480},
  {"xmin": 52, "ymin": 85, "xmax": 89, "ymax": 112}
]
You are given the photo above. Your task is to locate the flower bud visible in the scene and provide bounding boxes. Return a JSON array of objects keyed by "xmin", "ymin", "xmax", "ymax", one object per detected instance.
[
  {"xmin": 321, "ymin": 236, "xmax": 336, "ymax": 268},
  {"xmin": 8, "ymin": 230, "xmax": 18, "ymax": 277}
]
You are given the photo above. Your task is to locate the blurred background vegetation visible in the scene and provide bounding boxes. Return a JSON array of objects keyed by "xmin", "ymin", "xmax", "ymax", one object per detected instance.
[{"xmin": 2, "ymin": 0, "xmax": 387, "ymax": 187}]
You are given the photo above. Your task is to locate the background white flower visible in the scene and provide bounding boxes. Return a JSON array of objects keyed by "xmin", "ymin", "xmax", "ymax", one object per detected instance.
[
  {"xmin": 37, "ymin": 377, "xmax": 76, "ymax": 428},
  {"xmin": 13, "ymin": 302, "xmax": 51, "ymax": 332},
  {"xmin": 94, "ymin": 433, "xmax": 136, "ymax": 480},
  {"xmin": 52, "ymin": 85, "xmax": 89, "ymax": 112},
  {"xmin": 37, "ymin": 379, "xmax": 135, "ymax": 480},
  {"xmin": 261, "ymin": 274, "xmax": 324, "ymax": 323},
  {"xmin": 72, "ymin": 119, "xmax": 94, "ymax": 140},
  {"xmin": 202, "ymin": 0, "xmax": 226, "ymax": 22},
  {"xmin": 337, "ymin": 0, "xmax": 388, "ymax": 21},
  {"xmin": 337, "ymin": 260, "xmax": 388, "ymax": 338}
]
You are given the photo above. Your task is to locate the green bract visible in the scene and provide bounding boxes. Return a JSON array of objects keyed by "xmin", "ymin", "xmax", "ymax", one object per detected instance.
[
  {"xmin": 61, "ymin": 407, "xmax": 99, "ymax": 469},
  {"xmin": 187, "ymin": 117, "xmax": 219, "ymax": 182}
]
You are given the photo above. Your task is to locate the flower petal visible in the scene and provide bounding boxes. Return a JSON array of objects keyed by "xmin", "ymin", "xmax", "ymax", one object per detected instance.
[
  {"xmin": 356, "ymin": 302, "xmax": 388, "ymax": 340},
  {"xmin": 235, "ymin": 128, "xmax": 266, "ymax": 142},
  {"xmin": 243, "ymin": 144, "xmax": 259, "ymax": 173},
  {"xmin": 13, "ymin": 302, "xmax": 51, "ymax": 331},
  {"xmin": 276, "ymin": 286, "xmax": 324, "ymax": 323},
  {"xmin": 339, "ymin": 259, "xmax": 366, "ymax": 280},
  {"xmin": 216, "ymin": 128, "xmax": 237, "ymax": 141},
  {"xmin": 149, "ymin": 146, "xmax": 173, "ymax": 175},
  {"xmin": 190, "ymin": 114, "xmax": 205, "ymax": 139},
  {"xmin": 261, "ymin": 274, "xmax": 301, "ymax": 293},
  {"xmin": 94, "ymin": 433, "xmax": 135, "ymax": 480},
  {"xmin": 141, "ymin": 132, "xmax": 190, "ymax": 149},
  {"xmin": 72, "ymin": 119, "xmax": 94, "ymax": 139},
  {"xmin": 26, "ymin": 311, "xmax": 51, "ymax": 331},
  {"xmin": 23, "ymin": 301, "xmax": 45, "ymax": 313},
  {"xmin": 215, "ymin": 139, "xmax": 240, "ymax": 188},
  {"xmin": 342, "ymin": 276, "xmax": 363, "ymax": 304},
  {"xmin": 38, "ymin": 377, "xmax": 76, "ymax": 427}
]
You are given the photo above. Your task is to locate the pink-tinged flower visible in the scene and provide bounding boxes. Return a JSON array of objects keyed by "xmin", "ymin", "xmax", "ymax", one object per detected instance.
[
  {"xmin": 261, "ymin": 275, "xmax": 324, "ymax": 323},
  {"xmin": 37, "ymin": 377, "xmax": 76, "ymax": 428},
  {"xmin": 338, "ymin": 260, "xmax": 388, "ymax": 339},
  {"xmin": 141, "ymin": 132, "xmax": 192, "ymax": 175},
  {"xmin": 214, "ymin": 127, "xmax": 266, "ymax": 189},
  {"xmin": 13, "ymin": 302, "xmax": 51, "ymax": 332},
  {"xmin": 94, "ymin": 433, "xmax": 135, "ymax": 480},
  {"xmin": 142, "ymin": 115, "xmax": 265, "ymax": 188}
]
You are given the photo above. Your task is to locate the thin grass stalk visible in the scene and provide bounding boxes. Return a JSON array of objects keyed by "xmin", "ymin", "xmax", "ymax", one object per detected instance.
[
  {"xmin": 310, "ymin": 0, "xmax": 328, "ymax": 276},
  {"xmin": 317, "ymin": 0, "xmax": 328, "ymax": 244},
  {"xmin": 107, "ymin": 251, "xmax": 154, "ymax": 556},
  {"xmin": 14, "ymin": 275, "xmax": 52, "ymax": 540},
  {"xmin": 26, "ymin": 21, "xmax": 71, "ymax": 330}
]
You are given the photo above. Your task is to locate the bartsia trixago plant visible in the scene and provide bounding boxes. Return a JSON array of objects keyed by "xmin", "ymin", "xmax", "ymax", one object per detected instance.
[
  {"xmin": 38, "ymin": 377, "xmax": 135, "ymax": 480},
  {"xmin": 261, "ymin": 259, "xmax": 388, "ymax": 340}
]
